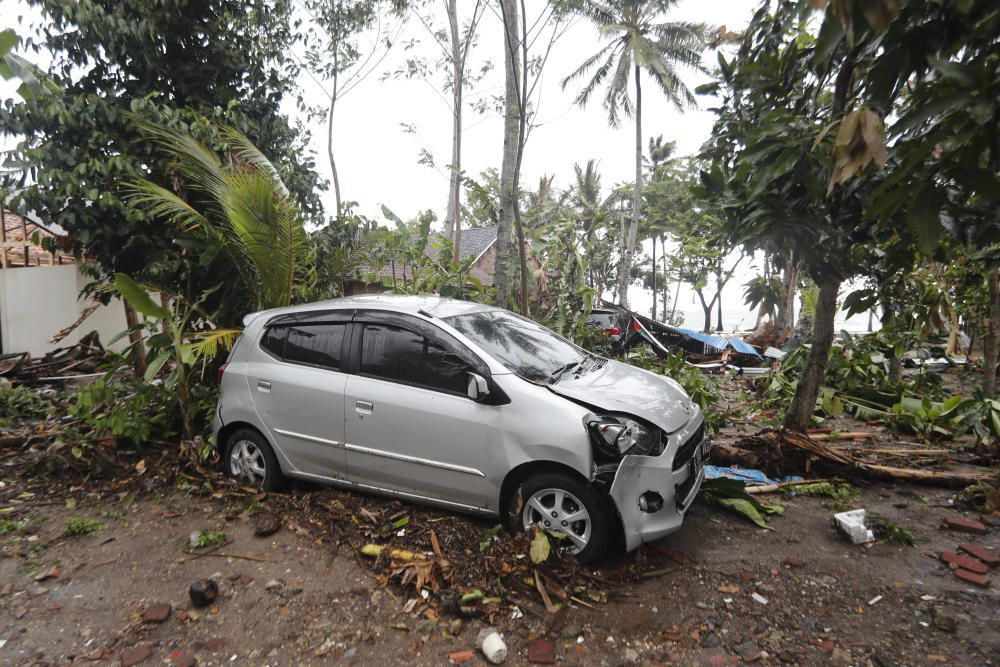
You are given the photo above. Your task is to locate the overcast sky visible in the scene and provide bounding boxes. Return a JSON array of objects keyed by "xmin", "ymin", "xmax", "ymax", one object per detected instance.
[{"xmin": 0, "ymin": 0, "xmax": 873, "ymax": 330}]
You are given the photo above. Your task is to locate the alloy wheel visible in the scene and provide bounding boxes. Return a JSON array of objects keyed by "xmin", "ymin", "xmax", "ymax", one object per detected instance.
[
  {"xmin": 521, "ymin": 487, "xmax": 592, "ymax": 554},
  {"xmin": 229, "ymin": 440, "xmax": 267, "ymax": 486}
]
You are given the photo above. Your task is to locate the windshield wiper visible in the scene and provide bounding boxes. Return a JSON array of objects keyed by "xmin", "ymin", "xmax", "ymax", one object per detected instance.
[{"xmin": 548, "ymin": 360, "xmax": 581, "ymax": 383}]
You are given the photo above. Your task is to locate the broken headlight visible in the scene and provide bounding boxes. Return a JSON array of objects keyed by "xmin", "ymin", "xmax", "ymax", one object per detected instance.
[{"xmin": 584, "ymin": 413, "xmax": 663, "ymax": 459}]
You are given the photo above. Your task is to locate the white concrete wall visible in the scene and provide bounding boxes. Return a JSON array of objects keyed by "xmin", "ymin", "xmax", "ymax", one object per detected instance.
[{"xmin": 0, "ymin": 265, "xmax": 131, "ymax": 357}]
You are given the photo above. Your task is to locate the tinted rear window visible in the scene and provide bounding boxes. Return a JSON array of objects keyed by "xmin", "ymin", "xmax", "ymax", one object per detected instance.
[{"xmin": 262, "ymin": 323, "xmax": 346, "ymax": 370}]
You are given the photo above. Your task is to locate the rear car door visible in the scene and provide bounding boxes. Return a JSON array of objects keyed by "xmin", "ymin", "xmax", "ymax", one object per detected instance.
[
  {"xmin": 245, "ymin": 311, "xmax": 351, "ymax": 481},
  {"xmin": 342, "ymin": 311, "xmax": 497, "ymax": 509}
]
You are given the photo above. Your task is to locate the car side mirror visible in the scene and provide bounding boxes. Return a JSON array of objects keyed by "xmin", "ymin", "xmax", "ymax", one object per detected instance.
[{"xmin": 467, "ymin": 372, "xmax": 490, "ymax": 401}]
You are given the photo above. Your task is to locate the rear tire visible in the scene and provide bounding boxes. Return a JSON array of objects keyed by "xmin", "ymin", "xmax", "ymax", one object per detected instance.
[
  {"xmin": 507, "ymin": 471, "xmax": 610, "ymax": 563},
  {"xmin": 224, "ymin": 428, "xmax": 285, "ymax": 491}
]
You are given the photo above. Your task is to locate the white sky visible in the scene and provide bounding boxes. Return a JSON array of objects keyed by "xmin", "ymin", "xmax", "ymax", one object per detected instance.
[{"xmin": 0, "ymin": 0, "xmax": 873, "ymax": 330}]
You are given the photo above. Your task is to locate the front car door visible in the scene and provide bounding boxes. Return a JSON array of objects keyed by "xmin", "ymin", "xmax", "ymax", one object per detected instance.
[
  {"xmin": 245, "ymin": 310, "xmax": 351, "ymax": 481},
  {"xmin": 342, "ymin": 311, "xmax": 498, "ymax": 510}
]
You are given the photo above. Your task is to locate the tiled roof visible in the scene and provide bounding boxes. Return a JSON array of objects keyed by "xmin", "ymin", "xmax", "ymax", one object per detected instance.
[{"xmin": 1, "ymin": 210, "xmax": 76, "ymax": 268}]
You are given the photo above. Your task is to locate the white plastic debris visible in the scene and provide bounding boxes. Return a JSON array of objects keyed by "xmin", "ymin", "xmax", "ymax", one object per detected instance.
[
  {"xmin": 833, "ymin": 509, "xmax": 875, "ymax": 544},
  {"xmin": 751, "ymin": 592, "xmax": 769, "ymax": 605},
  {"xmin": 868, "ymin": 595, "xmax": 883, "ymax": 606},
  {"xmin": 476, "ymin": 627, "xmax": 507, "ymax": 664}
]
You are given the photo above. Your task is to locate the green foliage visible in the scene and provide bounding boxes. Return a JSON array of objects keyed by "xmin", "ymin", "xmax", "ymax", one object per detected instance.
[
  {"xmin": 700, "ymin": 478, "xmax": 784, "ymax": 530},
  {"xmin": 0, "ymin": 519, "xmax": 24, "ymax": 536},
  {"xmin": 126, "ymin": 120, "xmax": 315, "ymax": 313},
  {"xmin": 68, "ymin": 372, "xmax": 173, "ymax": 444},
  {"xmin": 64, "ymin": 518, "xmax": 103, "ymax": 537},
  {"xmin": 0, "ymin": 382, "xmax": 53, "ymax": 429},
  {"xmin": 187, "ymin": 530, "xmax": 226, "ymax": 550},
  {"xmin": 0, "ymin": 0, "xmax": 323, "ymax": 328},
  {"xmin": 871, "ymin": 516, "xmax": 916, "ymax": 547}
]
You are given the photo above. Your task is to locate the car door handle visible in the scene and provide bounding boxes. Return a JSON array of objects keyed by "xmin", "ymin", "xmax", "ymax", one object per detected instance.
[
  {"xmin": 355, "ymin": 400, "xmax": 374, "ymax": 415},
  {"xmin": 257, "ymin": 380, "xmax": 271, "ymax": 393}
]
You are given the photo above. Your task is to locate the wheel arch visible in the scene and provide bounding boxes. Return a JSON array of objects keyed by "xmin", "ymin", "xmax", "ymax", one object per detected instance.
[
  {"xmin": 216, "ymin": 421, "xmax": 268, "ymax": 458},
  {"xmin": 499, "ymin": 460, "xmax": 593, "ymax": 527}
]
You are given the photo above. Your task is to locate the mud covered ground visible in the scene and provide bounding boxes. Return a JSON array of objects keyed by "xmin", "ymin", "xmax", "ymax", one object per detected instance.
[{"xmin": 1, "ymin": 475, "xmax": 996, "ymax": 666}]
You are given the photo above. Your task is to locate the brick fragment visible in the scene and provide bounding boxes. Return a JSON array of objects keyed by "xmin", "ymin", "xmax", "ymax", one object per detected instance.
[
  {"xmin": 953, "ymin": 569, "xmax": 990, "ymax": 587},
  {"xmin": 944, "ymin": 516, "xmax": 988, "ymax": 534},
  {"xmin": 939, "ymin": 551, "xmax": 989, "ymax": 574},
  {"xmin": 958, "ymin": 543, "xmax": 999, "ymax": 567}
]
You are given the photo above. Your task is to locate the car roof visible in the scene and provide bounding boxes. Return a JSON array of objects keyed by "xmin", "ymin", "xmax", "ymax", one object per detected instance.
[{"xmin": 243, "ymin": 294, "xmax": 497, "ymax": 327}]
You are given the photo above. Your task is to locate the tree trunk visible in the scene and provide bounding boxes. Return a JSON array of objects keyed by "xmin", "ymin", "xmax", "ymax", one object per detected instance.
[
  {"xmin": 615, "ymin": 65, "xmax": 643, "ymax": 309},
  {"xmin": 669, "ymin": 272, "xmax": 681, "ymax": 324},
  {"xmin": 445, "ymin": 0, "xmax": 462, "ymax": 258},
  {"xmin": 715, "ymin": 275, "xmax": 723, "ymax": 331},
  {"xmin": 881, "ymin": 291, "xmax": 902, "ymax": 384},
  {"xmin": 778, "ymin": 256, "xmax": 796, "ymax": 333},
  {"xmin": 984, "ymin": 267, "xmax": 1000, "ymax": 396},
  {"xmin": 651, "ymin": 237, "xmax": 657, "ymax": 320},
  {"xmin": 697, "ymin": 291, "xmax": 712, "ymax": 334},
  {"xmin": 784, "ymin": 280, "xmax": 839, "ymax": 432},
  {"xmin": 327, "ymin": 60, "xmax": 342, "ymax": 220},
  {"xmin": 122, "ymin": 300, "xmax": 147, "ymax": 374},
  {"xmin": 495, "ymin": 0, "xmax": 520, "ymax": 309}
]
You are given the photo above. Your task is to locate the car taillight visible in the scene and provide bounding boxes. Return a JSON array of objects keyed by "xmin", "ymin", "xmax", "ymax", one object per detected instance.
[
  {"xmin": 217, "ymin": 363, "xmax": 228, "ymax": 388},
  {"xmin": 605, "ymin": 327, "xmax": 621, "ymax": 336}
]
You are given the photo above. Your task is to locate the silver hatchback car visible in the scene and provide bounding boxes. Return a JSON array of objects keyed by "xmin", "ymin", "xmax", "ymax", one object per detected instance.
[{"xmin": 213, "ymin": 295, "xmax": 708, "ymax": 561}]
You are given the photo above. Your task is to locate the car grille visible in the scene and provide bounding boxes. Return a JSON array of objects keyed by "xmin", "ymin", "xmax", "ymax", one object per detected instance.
[{"xmin": 671, "ymin": 422, "xmax": 705, "ymax": 471}]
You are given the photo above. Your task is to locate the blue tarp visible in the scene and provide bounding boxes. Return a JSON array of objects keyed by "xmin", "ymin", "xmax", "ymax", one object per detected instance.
[
  {"xmin": 670, "ymin": 326, "xmax": 762, "ymax": 358},
  {"xmin": 705, "ymin": 465, "xmax": 804, "ymax": 486}
]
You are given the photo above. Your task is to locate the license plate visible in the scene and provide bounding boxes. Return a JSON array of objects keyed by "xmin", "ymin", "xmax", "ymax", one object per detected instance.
[{"xmin": 691, "ymin": 439, "xmax": 707, "ymax": 478}]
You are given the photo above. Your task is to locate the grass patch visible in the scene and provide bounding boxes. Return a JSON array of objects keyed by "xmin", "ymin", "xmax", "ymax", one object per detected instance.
[
  {"xmin": 64, "ymin": 518, "xmax": 103, "ymax": 537},
  {"xmin": 0, "ymin": 519, "xmax": 23, "ymax": 535},
  {"xmin": 187, "ymin": 530, "xmax": 226, "ymax": 551}
]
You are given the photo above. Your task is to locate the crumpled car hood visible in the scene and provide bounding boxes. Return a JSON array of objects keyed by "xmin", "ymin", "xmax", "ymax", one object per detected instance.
[{"xmin": 547, "ymin": 359, "xmax": 695, "ymax": 433}]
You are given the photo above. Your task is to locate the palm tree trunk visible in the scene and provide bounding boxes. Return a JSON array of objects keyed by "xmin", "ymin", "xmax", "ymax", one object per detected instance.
[
  {"xmin": 615, "ymin": 65, "xmax": 643, "ymax": 309},
  {"xmin": 784, "ymin": 280, "xmax": 839, "ymax": 431}
]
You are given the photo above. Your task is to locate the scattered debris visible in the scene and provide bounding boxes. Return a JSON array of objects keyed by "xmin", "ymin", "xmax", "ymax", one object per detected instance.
[
  {"xmin": 944, "ymin": 515, "xmax": 988, "ymax": 535},
  {"xmin": 940, "ymin": 551, "xmax": 989, "ymax": 575},
  {"xmin": 253, "ymin": 513, "xmax": 281, "ymax": 537},
  {"xmin": 120, "ymin": 644, "xmax": 153, "ymax": 666},
  {"xmin": 953, "ymin": 570, "xmax": 990, "ymax": 587},
  {"xmin": 141, "ymin": 602, "xmax": 171, "ymax": 623},
  {"xmin": 750, "ymin": 592, "xmax": 768, "ymax": 605},
  {"xmin": 958, "ymin": 543, "xmax": 998, "ymax": 567},
  {"xmin": 188, "ymin": 579, "xmax": 218, "ymax": 608},
  {"xmin": 834, "ymin": 509, "xmax": 874, "ymax": 544},
  {"xmin": 713, "ymin": 429, "xmax": 988, "ymax": 488},
  {"xmin": 527, "ymin": 637, "xmax": 556, "ymax": 664},
  {"xmin": 476, "ymin": 627, "xmax": 507, "ymax": 664},
  {"xmin": 32, "ymin": 566, "xmax": 60, "ymax": 582}
]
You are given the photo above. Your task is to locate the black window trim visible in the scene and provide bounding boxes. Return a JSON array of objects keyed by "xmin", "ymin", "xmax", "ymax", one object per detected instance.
[{"xmin": 257, "ymin": 309, "xmax": 354, "ymax": 373}]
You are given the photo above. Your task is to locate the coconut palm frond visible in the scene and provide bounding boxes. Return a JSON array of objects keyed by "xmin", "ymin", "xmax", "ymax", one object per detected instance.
[
  {"xmin": 604, "ymin": 47, "xmax": 633, "ymax": 125},
  {"xmin": 184, "ymin": 328, "xmax": 243, "ymax": 360},
  {"xmin": 130, "ymin": 117, "xmax": 312, "ymax": 311},
  {"xmin": 124, "ymin": 178, "xmax": 211, "ymax": 233}
]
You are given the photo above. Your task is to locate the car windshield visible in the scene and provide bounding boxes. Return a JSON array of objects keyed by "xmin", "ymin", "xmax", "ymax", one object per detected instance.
[{"xmin": 445, "ymin": 309, "xmax": 587, "ymax": 383}]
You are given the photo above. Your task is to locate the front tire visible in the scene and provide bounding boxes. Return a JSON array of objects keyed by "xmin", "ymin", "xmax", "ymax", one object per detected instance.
[
  {"xmin": 508, "ymin": 471, "xmax": 610, "ymax": 563},
  {"xmin": 224, "ymin": 428, "xmax": 284, "ymax": 491}
]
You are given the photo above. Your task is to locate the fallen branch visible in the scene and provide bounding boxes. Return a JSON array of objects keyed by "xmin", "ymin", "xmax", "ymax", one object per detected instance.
[{"xmin": 745, "ymin": 478, "xmax": 841, "ymax": 495}]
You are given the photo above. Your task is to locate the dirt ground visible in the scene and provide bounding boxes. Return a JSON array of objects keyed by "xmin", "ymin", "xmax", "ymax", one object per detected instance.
[
  {"xmin": 1, "ymin": 472, "xmax": 997, "ymax": 666},
  {"xmin": 1, "ymin": 371, "xmax": 997, "ymax": 666}
]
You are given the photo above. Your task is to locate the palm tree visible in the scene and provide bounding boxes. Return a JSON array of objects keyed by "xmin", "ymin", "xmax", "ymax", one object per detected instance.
[
  {"xmin": 126, "ymin": 118, "xmax": 313, "ymax": 312},
  {"xmin": 562, "ymin": 0, "xmax": 704, "ymax": 309}
]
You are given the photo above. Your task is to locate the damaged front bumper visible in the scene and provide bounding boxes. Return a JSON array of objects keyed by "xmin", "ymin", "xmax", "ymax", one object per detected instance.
[{"xmin": 608, "ymin": 413, "xmax": 709, "ymax": 552}]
